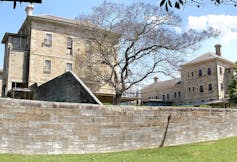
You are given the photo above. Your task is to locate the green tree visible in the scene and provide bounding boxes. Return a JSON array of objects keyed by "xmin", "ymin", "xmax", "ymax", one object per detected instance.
[{"xmin": 229, "ymin": 62, "xmax": 237, "ymax": 104}]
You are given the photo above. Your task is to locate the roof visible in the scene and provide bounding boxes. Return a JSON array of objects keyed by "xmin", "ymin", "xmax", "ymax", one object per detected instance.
[
  {"xmin": 142, "ymin": 78, "xmax": 181, "ymax": 92},
  {"xmin": 1, "ymin": 32, "xmax": 21, "ymax": 44},
  {"xmin": 2, "ymin": 14, "xmax": 120, "ymax": 44},
  {"xmin": 182, "ymin": 52, "xmax": 235, "ymax": 67},
  {"xmin": 18, "ymin": 14, "xmax": 120, "ymax": 37},
  {"xmin": 32, "ymin": 14, "xmax": 84, "ymax": 26}
]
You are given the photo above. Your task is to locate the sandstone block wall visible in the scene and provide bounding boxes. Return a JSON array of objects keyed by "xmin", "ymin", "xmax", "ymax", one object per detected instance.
[{"xmin": 0, "ymin": 98, "xmax": 237, "ymax": 154}]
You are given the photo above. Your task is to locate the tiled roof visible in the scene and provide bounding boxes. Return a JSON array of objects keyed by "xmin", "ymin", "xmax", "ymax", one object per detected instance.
[
  {"xmin": 142, "ymin": 78, "xmax": 181, "ymax": 92},
  {"xmin": 182, "ymin": 52, "xmax": 235, "ymax": 66}
]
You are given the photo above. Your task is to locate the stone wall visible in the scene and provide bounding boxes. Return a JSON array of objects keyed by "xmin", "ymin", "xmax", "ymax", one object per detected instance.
[{"xmin": 0, "ymin": 98, "xmax": 237, "ymax": 154}]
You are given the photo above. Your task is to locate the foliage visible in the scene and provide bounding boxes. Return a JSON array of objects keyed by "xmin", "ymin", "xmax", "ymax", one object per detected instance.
[
  {"xmin": 0, "ymin": 0, "xmax": 41, "ymax": 9},
  {"xmin": 1, "ymin": 136, "xmax": 237, "ymax": 161},
  {"xmin": 77, "ymin": 1, "xmax": 218, "ymax": 104},
  {"xmin": 229, "ymin": 61, "xmax": 237, "ymax": 104},
  {"xmin": 160, "ymin": 0, "xmax": 237, "ymax": 11}
]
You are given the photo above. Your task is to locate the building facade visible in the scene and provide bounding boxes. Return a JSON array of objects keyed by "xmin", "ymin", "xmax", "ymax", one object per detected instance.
[
  {"xmin": 141, "ymin": 45, "xmax": 235, "ymax": 106},
  {"xmin": 1, "ymin": 4, "xmax": 118, "ymax": 101}
]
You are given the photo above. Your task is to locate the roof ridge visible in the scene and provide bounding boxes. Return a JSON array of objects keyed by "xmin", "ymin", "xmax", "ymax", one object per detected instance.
[{"xmin": 182, "ymin": 51, "xmax": 234, "ymax": 66}]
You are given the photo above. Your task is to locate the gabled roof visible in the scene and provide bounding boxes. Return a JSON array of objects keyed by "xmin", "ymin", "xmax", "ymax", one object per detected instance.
[
  {"xmin": 142, "ymin": 78, "xmax": 181, "ymax": 92},
  {"xmin": 182, "ymin": 52, "xmax": 235, "ymax": 67}
]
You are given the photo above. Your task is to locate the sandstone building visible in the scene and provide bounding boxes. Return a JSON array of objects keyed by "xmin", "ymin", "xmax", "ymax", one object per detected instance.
[
  {"xmin": 1, "ymin": 4, "xmax": 118, "ymax": 102},
  {"xmin": 141, "ymin": 45, "xmax": 235, "ymax": 106}
]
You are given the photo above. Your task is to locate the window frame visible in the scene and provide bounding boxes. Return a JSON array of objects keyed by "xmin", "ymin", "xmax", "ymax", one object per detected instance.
[
  {"xmin": 208, "ymin": 84, "xmax": 213, "ymax": 91},
  {"xmin": 221, "ymin": 83, "xmax": 224, "ymax": 91},
  {"xmin": 198, "ymin": 69, "xmax": 202, "ymax": 77},
  {"xmin": 200, "ymin": 85, "xmax": 204, "ymax": 93},
  {"xmin": 219, "ymin": 67, "xmax": 223, "ymax": 75},
  {"xmin": 207, "ymin": 68, "xmax": 212, "ymax": 75},
  {"xmin": 44, "ymin": 32, "xmax": 52, "ymax": 47},
  {"xmin": 66, "ymin": 63, "xmax": 72, "ymax": 71},
  {"xmin": 178, "ymin": 91, "xmax": 181, "ymax": 98},
  {"xmin": 174, "ymin": 92, "xmax": 177, "ymax": 98},
  {"xmin": 67, "ymin": 37, "xmax": 73, "ymax": 55},
  {"xmin": 166, "ymin": 94, "xmax": 169, "ymax": 100},
  {"xmin": 43, "ymin": 59, "xmax": 51, "ymax": 74}
]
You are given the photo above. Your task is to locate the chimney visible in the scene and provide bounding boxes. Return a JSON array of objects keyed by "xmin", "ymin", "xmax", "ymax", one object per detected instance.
[
  {"xmin": 154, "ymin": 77, "xmax": 159, "ymax": 83},
  {"xmin": 25, "ymin": 3, "xmax": 34, "ymax": 16},
  {"xmin": 215, "ymin": 44, "xmax": 222, "ymax": 56}
]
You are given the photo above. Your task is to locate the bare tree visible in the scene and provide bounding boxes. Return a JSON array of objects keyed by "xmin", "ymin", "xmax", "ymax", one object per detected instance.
[
  {"xmin": 160, "ymin": 0, "xmax": 237, "ymax": 11},
  {"xmin": 77, "ymin": 2, "xmax": 218, "ymax": 104}
]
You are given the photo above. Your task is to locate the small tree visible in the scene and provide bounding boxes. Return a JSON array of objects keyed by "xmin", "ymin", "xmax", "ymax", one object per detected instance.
[
  {"xmin": 229, "ymin": 62, "xmax": 237, "ymax": 104},
  {"xmin": 77, "ymin": 1, "xmax": 218, "ymax": 104}
]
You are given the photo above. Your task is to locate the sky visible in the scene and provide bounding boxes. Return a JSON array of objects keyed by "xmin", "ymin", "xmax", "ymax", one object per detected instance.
[{"xmin": 0, "ymin": 0, "xmax": 237, "ymax": 82}]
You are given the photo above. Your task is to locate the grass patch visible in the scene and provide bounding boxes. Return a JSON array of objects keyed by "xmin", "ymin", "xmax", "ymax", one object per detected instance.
[{"xmin": 1, "ymin": 136, "xmax": 237, "ymax": 162}]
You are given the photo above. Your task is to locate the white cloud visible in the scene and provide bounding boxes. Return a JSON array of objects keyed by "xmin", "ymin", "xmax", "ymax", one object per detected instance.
[{"xmin": 188, "ymin": 15, "xmax": 237, "ymax": 44}]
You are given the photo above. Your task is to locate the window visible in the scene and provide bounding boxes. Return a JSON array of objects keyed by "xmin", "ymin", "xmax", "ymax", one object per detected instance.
[
  {"xmin": 174, "ymin": 92, "xmax": 177, "ymax": 98},
  {"xmin": 208, "ymin": 84, "xmax": 213, "ymax": 91},
  {"xmin": 193, "ymin": 87, "xmax": 195, "ymax": 92},
  {"xmin": 44, "ymin": 33, "xmax": 52, "ymax": 46},
  {"xmin": 207, "ymin": 68, "xmax": 212, "ymax": 75},
  {"xmin": 188, "ymin": 87, "xmax": 191, "ymax": 93},
  {"xmin": 191, "ymin": 72, "xmax": 194, "ymax": 77},
  {"xmin": 167, "ymin": 94, "xmax": 169, "ymax": 100},
  {"xmin": 43, "ymin": 60, "xmax": 51, "ymax": 73},
  {"xmin": 155, "ymin": 96, "xmax": 158, "ymax": 99},
  {"xmin": 199, "ymin": 69, "xmax": 202, "ymax": 77},
  {"xmin": 12, "ymin": 37, "xmax": 21, "ymax": 50},
  {"xmin": 178, "ymin": 91, "xmax": 181, "ymax": 98},
  {"xmin": 162, "ymin": 95, "xmax": 165, "ymax": 100},
  {"xmin": 228, "ymin": 68, "xmax": 231, "ymax": 73},
  {"xmin": 221, "ymin": 83, "xmax": 224, "ymax": 91},
  {"xmin": 219, "ymin": 67, "xmax": 223, "ymax": 75},
  {"xmin": 66, "ymin": 63, "xmax": 72, "ymax": 71},
  {"xmin": 67, "ymin": 37, "xmax": 73, "ymax": 55},
  {"xmin": 200, "ymin": 85, "xmax": 204, "ymax": 93}
]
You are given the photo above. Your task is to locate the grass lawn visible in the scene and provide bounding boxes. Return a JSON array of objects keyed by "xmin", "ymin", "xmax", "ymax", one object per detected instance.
[{"xmin": 1, "ymin": 136, "xmax": 237, "ymax": 162}]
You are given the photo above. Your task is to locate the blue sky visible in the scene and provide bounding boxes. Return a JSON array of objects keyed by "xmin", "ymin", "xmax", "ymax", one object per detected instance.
[{"xmin": 0, "ymin": 0, "xmax": 237, "ymax": 81}]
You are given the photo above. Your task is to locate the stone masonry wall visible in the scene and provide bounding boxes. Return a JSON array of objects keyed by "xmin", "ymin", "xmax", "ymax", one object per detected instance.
[{"xmin": 0, "ymin": 98, "xmax": 237, "ymax": 154}]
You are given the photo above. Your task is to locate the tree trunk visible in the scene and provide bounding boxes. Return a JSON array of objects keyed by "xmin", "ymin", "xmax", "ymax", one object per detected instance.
[{"xmin": 113, "ymin": 93, "xmax": 122, "ymax": 105}]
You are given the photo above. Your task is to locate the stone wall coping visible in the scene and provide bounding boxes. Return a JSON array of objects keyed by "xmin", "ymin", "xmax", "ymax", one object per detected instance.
[{"xmin": 1, "ymin": 97, "xmax": 236, "ymax": 113}]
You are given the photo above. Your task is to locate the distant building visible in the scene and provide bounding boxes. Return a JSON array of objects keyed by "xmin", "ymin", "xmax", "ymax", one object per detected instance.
[
  {"xmin": 141, "ymin": 45, "xmax": 235, "ymax": 106},
  {"xmin": 1, "ymin": 4, "xmax": 119, "ymax": 103}
]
